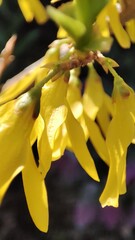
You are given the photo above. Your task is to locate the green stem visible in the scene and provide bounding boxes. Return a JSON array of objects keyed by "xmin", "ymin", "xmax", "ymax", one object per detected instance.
[
  {"xmin": 29, "ymin": 66, "xmax": 61, "ymax": 100},
  {"xmin": 107, "ymin": 61, "xmax": 123, "ymax": 82}
]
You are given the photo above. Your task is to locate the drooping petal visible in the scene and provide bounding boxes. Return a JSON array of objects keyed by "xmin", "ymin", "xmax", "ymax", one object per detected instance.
[
  {"xmin": 0, "ymin": 166, "xmax": 23, "ymax": 204},
  {"xmin": 96, "ymin": 103, "xmax": 111, "ymax": 138},
  {"xmin": 100, "ymin": 77, "xmax": 135, "ymax": 207},
  {"xmin": 29, "ymin": 0, "xmax": 47, "ymax": 24},
  {"xmin": 67, "ymin": 80, "xmax": 83, "ymax": 120},
  {"xmin": 52, "ymin": 123, "xmax": 68, "ymax": 160},
  {"xmin": 22, "ymin": 148, "xmax": 48, "ymax": 232},
  {"xmin": 96, "ymin": 93, "xmax": 114, "ymax": 138},
  {"xmin": 83, "ymin": 64, "xmax": 104, "ymax": 120},
  {"xmin": 96, "ymin": 7, "xmax": 110, "ymax": 38},
  {"xmin": 18, "ymin": 0, "xmax": 33, "ymax": 22},
  {"xmin": 37, "ymin": 115, "xmax": 52, "ymax": 177},
  {"xmin": 84, "ymin": 112, "xmax": 109, "ymax": 165},
  {"xmin": 0, "ymin": 92, "xmax": 35, "ymax": 188},
  {"xmin": 107, "ymin": 1, "xmax": 130, "ymax": 48},
  {"xmin": 18, "ymin": 0, "xmax": 47, "ymax": 24},
  {"xmin": 65, "ymin": 101, "xmax": 99, "ymax": 182},
  {"xmin": 38, "ymin": 75, "xmax": 68, "ymax": 174},
  {"xmin": 41, "ymin": 76, "xmax": 68, "ymax": 149}
]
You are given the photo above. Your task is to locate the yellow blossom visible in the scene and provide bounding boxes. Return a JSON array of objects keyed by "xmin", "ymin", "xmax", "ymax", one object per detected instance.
[
  {"xmin": 84, "ymin": 113, "xmax": 109, "ymax": 166},
  {"xmin": 66, "ymin": 69, "xmax": 89, "ymax": 140},
  {"xmin": 83, "ymin": 64, "xmax": 111, "ymax": 165},
  {"xmin": 65, "ymin": 101, "xmax": 99, "ymax": 182},
  {"xmin": 0, "ymin": 91, "xmax": 48, "ymax": 232},
  {"xmin": 100, "ymin": 76, "xmax": 135, "ymax": 207},
  {"xmin": 22, "ymin": 147, "xmax": 48, "ymax": 232},
  {"xmin": 96, "ymin": 0, "xmax": 131, "ymax": 48},
  {"xmin": 37, "ymin": 75, "xmax": 68, "ymax": 176},
  {"xmin": 32, "ymin": 71, "xmax": 99, "ymax": 182}
]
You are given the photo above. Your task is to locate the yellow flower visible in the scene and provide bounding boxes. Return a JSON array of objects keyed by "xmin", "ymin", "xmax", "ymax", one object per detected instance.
[
  {"xmin": 65, "ymin": 101, "xmax": 99, "ymax": 182},
  {"xmin": 83, "ymin": 64, "xmax": 111, "ymax": 165},
  {"xmin": 18, "ymin": 0, "xmax": 47, "ymax": 24},
  {"xmin": 36, "ymin": 75, "xmax": 68, "ymax": 176},
  {"xmin": 32, "ymin": 71, "xmax": 99, "ymax": 182},
  {"xmin": 96, "ymin": 0, "xmax": 130, "ymax": 48},
  {"xmin": 100, "ymin": 76, "xmax": 135, "ymax": 207},
  {"xmin": 22, "ymin": 147, "xmax": 48, "ymax": 232},
  {"xmin": 0, "ymin": 91, "xmax": 48, "ymax": 232},
  {"xmin": 66, "ymin": 69, "xmax": 89, "ymax": 140}
]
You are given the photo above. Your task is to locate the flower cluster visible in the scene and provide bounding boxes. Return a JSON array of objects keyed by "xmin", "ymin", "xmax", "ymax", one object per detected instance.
[
  {"xmin": 0, "ymin": 0, "xmax": 135, "ymax": 234},
  {"xmin": 0, "ymin": 41, "xmax": 135, "ymax": 232}
]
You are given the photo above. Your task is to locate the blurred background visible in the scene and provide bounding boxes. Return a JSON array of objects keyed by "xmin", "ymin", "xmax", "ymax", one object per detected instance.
[{"xmin": 1, "ymin": 0, "xmax": 135, "ymax": 239}]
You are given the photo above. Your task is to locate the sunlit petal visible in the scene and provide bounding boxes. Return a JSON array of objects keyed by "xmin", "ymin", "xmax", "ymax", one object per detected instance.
[
  {"xmin": 65, "ymin": 101, "xmax": 99, "ymax": 182},
  {"xmin": 22, "ymin": 149, "xmax": 48, "ymax": 232}
]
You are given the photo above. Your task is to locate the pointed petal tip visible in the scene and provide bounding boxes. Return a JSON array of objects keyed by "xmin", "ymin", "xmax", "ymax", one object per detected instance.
[
  {"xmin": 93, "ymin": 173, "xmax": 100, "ymax": 182},
  {"xmin": 36, "ymin": 221, "xmax": 49, "ymax": 233},
  {"xmin": 99, "ymin": 197, "xmax": 119, "ymax": 208}
]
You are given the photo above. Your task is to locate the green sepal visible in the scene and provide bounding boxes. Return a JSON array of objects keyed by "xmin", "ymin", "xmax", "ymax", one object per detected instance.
[
  {"xmin": 59, "ymin": 1, "xmax": 76, "ymax": 19},
  {"xmin": 75, "ymin": 0, "xmax": 109, "ymax": 25},
  {"xmin": 47, "ymin": 6, "xmax": 86, "ymax": 42}
]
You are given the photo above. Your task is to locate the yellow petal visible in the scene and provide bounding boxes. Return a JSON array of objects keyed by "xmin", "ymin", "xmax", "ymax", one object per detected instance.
[
  {"xmin": 107, "ymin": 2, "xmax": 130, "ymax": 48},
  {"xmin": 100, "ymin": 79, "xmax": 135, "ymax": 207},
  {"xmin": 18, "ymin": 0, "xmax": 33, "ymax": 22},
  {"xmin": 83, "ymin": 64, "xmax": 104, "ymax": 120},
  {"xmin": 22, "ymin": 149, "xmax": 48, "ymax": 232},
  {"xmin": 38, "ymin": 76, "xmax": 68, "ymax": 173},
  {"xmin": 126, "ymin": 19, "xmax": 135, "ymax": 43},
  {"xmin": 37, "ymin": 115, "xmax": 52, "ymax": 177},
  {"xmin": 84, "ymin": 113, "xmax": 109, "ymax": 165},
  {"xmin": 29, "ymin": 0, "xmax": 47, "ymax": 24},
  {"xmin": 0, "ymin": 166, "xmax": 23, "ymax": 204},
  {"xmin": 67, "ymin": 81, "xmax": 83, "ymax": 119},
  {"xmin": 0, "ymin": 93, "xmax": 35, "ymax": 188},
  {"xmin": 0, "ymin": 47, "xmax": 59, "ymax": 105},
  {"xmin": 18, "ymin": 0, "xmax": 47, "ymax": 23},
  {"xmin": 51, "ymin": 0, "xmax": 61, "ymax": 3},
  {"xmin": 65, "ymin": 101, "xmax": 99, "ymax": 182},
  {"xmin": 41, "ymin": 76, "xmax": 68, "ymax": 149},
  {"xmin": 57, "ymin": 26, "xmax": 68, "ymax": 38},
  {"xmin": 96, "ymin": 7, "xmax": 110, "ymax": 38},
  {"xmin": 96, "ymin": 103, "xmax": 111, "ymax": 138},
  {"xmin": 0, "ymin": 73, "xmax": 35, "ymax": 105},
  {"xmin": 96, "ymin": 93, "xmax": 114, "ymax": 138},
  {"xmin": 52, "ymin": 123, "xmax": 68, "ymax": 160}
]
